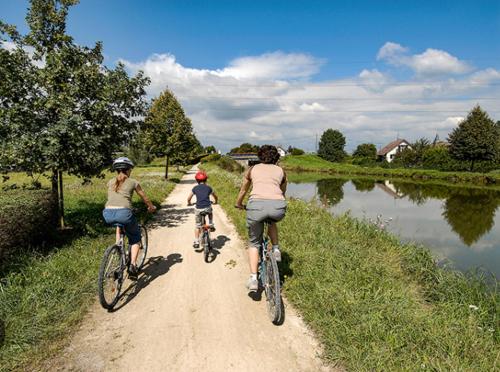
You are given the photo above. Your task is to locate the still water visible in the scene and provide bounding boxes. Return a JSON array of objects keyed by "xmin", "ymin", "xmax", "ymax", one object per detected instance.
[{"xmin": 287, "ymin": 175, "xmax": 500, "ymax": 277}]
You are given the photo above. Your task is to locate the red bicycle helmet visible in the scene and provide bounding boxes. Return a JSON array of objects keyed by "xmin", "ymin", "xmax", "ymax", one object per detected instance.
[{"xmin": 195, "ymin": 170, "xmax": 208, "ymax": 182}]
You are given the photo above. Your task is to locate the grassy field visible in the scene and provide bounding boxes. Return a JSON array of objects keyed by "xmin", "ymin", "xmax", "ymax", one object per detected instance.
[
  {"xmin": 281, "ymin": 154, "xmax": 500, "ymax": 185},
  {"xmin": 203, "ymin": 162, "xmax": 500, "ymax": 371},
  {"xmin": 0, "ymin": 166, "xmax": 181, "ymax": 371}
]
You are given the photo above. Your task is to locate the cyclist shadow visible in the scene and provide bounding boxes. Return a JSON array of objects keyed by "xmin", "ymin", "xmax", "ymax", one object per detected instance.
[
  {"xmin": 208, "ymin": 234, "xmax": 231, "ymax": 262},
  {"xmin": 110, "ymin": 253, "xmax": 183, "ymax": 312}
]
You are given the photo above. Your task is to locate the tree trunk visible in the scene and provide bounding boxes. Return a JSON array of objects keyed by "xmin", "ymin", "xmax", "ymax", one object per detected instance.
[
  {"xmin": 164, "ymin": 155, "xmax": 170, "ymax": 180},
  {"xmin": 58, "ymin": 170, "xmax": 65, "ymax": 228},
  {"xmin": 470, "ymin": 160, "xmax": 475, "ymax": 172}
]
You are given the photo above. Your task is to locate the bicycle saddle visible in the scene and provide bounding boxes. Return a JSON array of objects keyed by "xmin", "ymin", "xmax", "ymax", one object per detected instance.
[{"xmin": 112, "ymin": 223, "xmax": 125, "ymax": 228}]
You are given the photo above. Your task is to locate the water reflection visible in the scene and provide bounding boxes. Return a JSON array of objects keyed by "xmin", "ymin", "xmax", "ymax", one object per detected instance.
[{"xmin": 287, "ymin": 175, "xmax": 500, "ymax": 276}]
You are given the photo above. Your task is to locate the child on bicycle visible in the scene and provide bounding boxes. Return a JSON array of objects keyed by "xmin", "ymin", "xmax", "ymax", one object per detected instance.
[
  {"xmin": 187, "ymin": 170, "xmax": 218, "ymax": 248},
  {"xmin": 102, "ymin": 157, "xmax": 156, "ymax": 279}
]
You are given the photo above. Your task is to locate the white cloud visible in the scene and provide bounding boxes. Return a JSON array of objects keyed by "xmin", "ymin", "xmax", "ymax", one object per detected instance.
[
  {"xmin": 122, "ymin": 49, "xmax": 500, "ymax": 152},
  {"xmin": 377, "ymin": 42, "xmax": 471, "ymax": 76}
]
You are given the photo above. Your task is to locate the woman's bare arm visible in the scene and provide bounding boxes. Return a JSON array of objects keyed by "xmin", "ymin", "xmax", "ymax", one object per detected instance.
[
  {"xmin": 235, "ymin": 168, "xmax": 252, "ymax": 207},
  {"xmin": 280, "ymin": 170, "xmax": 288, "ymax": 194},
  {"xmin": 136, "ymin": 184, "xmax": 156, "ymax": 212}
]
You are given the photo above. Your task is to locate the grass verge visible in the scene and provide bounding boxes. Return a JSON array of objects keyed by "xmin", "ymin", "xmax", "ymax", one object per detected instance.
[
  {"xmin": 0, "ymin": 167, "xmax": 181, "ymax": 371},
  {"xmin": 281, "ymin": 154, "xmax": 500, "ymax": 186},
  {"xmin": 203, "ymin": 162, "xmax": 500, "ymax": 371}
]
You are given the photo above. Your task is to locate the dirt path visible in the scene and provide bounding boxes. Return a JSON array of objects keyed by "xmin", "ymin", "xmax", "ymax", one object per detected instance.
[{"xmin": 49, "ymin": 169, "xmax": 331, "ymax": 372}]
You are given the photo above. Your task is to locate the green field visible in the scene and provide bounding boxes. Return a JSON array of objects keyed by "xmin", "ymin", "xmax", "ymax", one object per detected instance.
[
  {"xmin": 281, "ymin": 154, "xmax": 500, "ymax": 185},
  {"xmin": 0, "ymin": 167, "xmax": 181, "ymax": 371},
  {"xmin": 202, "ymin": 162, "xmax": 500, "ymax": 371}
]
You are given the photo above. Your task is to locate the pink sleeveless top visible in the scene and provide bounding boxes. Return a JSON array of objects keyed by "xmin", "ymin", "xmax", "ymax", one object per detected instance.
[{"xmin": 249, "ymin": 164, "xmax": 285, "ymax": 200}]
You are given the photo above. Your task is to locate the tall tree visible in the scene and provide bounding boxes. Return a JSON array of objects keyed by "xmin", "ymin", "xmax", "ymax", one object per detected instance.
[
  {"xmin": 318, "ymin": 129, "xmax": 346, "ymax": 162},
  {"xmin": 353, "ymin": 143, "xmax": 377, "ymax": 158},
  {"xmin": 142, "ymin": 88, "xmax": 200, "ymax": 178},
  {"xmin": 448, "ymin": 106, "xmax": 498, "ymax": 171},
  {"xmin": 0, "ymin": 0, "xmax": 149, "ymax": 227}
]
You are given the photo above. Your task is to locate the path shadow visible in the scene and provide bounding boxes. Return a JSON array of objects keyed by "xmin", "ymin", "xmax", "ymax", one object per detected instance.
[
  {"xmin": 111, "ymin": 253, "xmax": 183, "ymax": 312},
  {"xmin": 248, "ymin": 287, "xmax": 264, "ymax": 301},
  {"xmin": 179, "ymin": 178, "xmax": 196, "ymax": 185},
  {"xmin": 206, "ymin": 234, "xmax": 230, "ymax": 263},
  {"xmin": 148, "ymin": 204, "xmax": 193, "ymax": 229}
]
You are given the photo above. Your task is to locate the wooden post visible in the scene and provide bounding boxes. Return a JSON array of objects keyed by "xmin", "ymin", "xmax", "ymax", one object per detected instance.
[
  {"xmin": 58, "ymin": 170, "xmax": 65, "ymax": 228},
  {"xmin": 165, "ymin": 154, "xmax": 170, "ymax": 180}
]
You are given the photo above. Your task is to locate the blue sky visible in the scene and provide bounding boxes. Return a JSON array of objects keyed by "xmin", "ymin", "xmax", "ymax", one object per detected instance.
[{"xmin": 2, "ymin": 0, "xmax": 500, "ymax": 151}]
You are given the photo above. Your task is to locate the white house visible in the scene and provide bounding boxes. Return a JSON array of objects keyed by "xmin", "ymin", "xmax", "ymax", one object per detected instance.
[
  {"xmin": 377, "ymin": 139, "xmax": 411, "ymax": 163},
  {"xmin": 276, "ymin": 146, "xmax": 287, "ymax": 157}
]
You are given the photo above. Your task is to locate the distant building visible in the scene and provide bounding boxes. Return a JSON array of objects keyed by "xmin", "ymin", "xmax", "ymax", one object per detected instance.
[
  {"xmin": 377, "ymin": 139, "xmax": 411, "ymax": 163},
  {"xmin": 228, "ymin": 153, "xmax": 259, "ymax": 167},
  {"xmin": 276, "ymin": 146, "xmax": 287, "ymax": 157}
]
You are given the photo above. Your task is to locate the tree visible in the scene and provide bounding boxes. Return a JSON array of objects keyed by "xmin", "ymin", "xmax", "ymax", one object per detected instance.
[
  {"xmin": 0, "ymin": 0, "xmax": 149, "ymax": 227},
  {"xmin": 141, "ymin": 88, "xmax": 200, "ymax": 178},
  {"xmin": 230, "ymin": 143, "xmax": 260, "ymax": 154},
  {"xmin": 318, "ymin": 129, "xmax": 346, "ymax": 162},
  {"xmin": 290, "ymin": 147, "xmax": 305, "ymax": 156},
  {"xmin": 353, "ymin": 143, "xmax": 376, "ymax": 158},
  {"xmin": 204, "ymin": 145, "xmax": 216, "ymax": 154},
  {"xmin": 448, "ymin": 106, "xmax": 498, "ymax": 171}
]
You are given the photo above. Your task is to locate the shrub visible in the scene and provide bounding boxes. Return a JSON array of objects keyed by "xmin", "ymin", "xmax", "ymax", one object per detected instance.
[
  {"xmin": 290, "ymin": 148, "xmax": 305, "ymax": 156},
  {"xmin": 0, "ymin": 190, "xmax": 57, "ymax": 267},
  {"xmin": 352, "ymin": 156, "xmax": 377, "ymax": 167},
  {"xmin": 216, "ymin": 156, "xmax": 244, "ymax": 173},
  {"xmin": 200, "ymin": 153, "xmax": 221, "ymax": 163}
]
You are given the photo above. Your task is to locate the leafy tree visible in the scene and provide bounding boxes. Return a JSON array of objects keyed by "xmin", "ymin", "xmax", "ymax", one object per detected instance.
[
  {"xmin": 448, "ymin": 106, "xmax": 498, "ymax": 171},
  {"xmin": 290, "ymin": 147, "xmax": 305, "ymax": 156},
  {"xmin": 230, "ymin": 143, "xmax": 260, "ymax": 154},
  {"xmin": 204, "ymin": 145, "xmax": 216, "ymax": 154},
  {"xmin": 353, "ymin": 143, "xmax": 376, "ymax": 158},
  {"xmin": 317, "ymin": 178, "xmax": 347, "ymax": 207},
  {"xmin": 141, "ymin": 88, "xmax": 200, "ymax": 178},
  {"xmin": 318, "ymin": 129, "xmax": 346, "ymax": 162},
  {"xmin": 0, "ymin": 0, "xmax": 149, "ymax": 227}
]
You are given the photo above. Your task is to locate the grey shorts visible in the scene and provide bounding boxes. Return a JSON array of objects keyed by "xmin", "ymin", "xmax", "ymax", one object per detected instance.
[
  {"xmin": 195, "ymin": 207, "xmax": 213, "ymax": 228},
  {"xmin": 246, "ymin": 199, "xmax": 287, "ymax": 249}
]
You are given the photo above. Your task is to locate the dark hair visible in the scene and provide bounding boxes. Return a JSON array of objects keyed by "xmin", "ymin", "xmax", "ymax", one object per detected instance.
[{"xmin": 257, "ymin": 145, "xmax": 280, "ymax": 164}]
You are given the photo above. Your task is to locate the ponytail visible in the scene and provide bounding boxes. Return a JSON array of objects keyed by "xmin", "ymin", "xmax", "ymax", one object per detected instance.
[{"xmin": 113, "ymin": 171, "xmax": 129, "ymax": 192}]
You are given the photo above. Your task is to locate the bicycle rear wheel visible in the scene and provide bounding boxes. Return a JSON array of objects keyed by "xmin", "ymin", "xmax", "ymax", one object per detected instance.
[
  {"xmin": 136, "ymin": 225, "xmax": 148, "ymax": 270},
  {"xmin": 264, "ymin": 249, "xmax": 282, "ymax": 324},
  {"xmin": 203, "ymin": 232, "xmax": 211, "ymax": 263},
  {"xmin": 98, "ymin": 245, "xmax": 123, "ymax": 310}
]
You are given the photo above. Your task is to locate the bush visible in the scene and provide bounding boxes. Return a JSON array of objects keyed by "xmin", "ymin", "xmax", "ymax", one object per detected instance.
[
  {"xmin": 200, "ymin": 153, "xmax": 221, "ymax": 163},
  {"xmin": 0, "ymin": 190, "xmax": 57, "ymax": 267},
  {"xmin": 290, "ymin": 148, "xmax": 305, "ymax": 156},
  {"xmin": 352, "ymin": 156, "xmax": 377, "ymax": 167},
  {"xmin": 216, "ymin": 156, "xmax": 244, "ymax": 173}
]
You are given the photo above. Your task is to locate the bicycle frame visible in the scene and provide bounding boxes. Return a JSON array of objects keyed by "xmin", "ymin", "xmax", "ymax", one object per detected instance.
[{"xmin": 258, "ymin": 223, "xmax": 272, "ymax": 285}]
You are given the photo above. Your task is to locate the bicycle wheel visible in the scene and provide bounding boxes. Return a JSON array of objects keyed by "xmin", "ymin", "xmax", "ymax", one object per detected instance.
[
  {"xmin": 264, "ymin": 248, "xmax": 282, "ymax": 324},
  {"xmin": 203, "ymin": 232, "xmax": 210, "ymax": 263},
  {"xmin": 136, "ymin": 225, "xmax": 148, "ymax": 270},
  {"xmin": 98, "ymin": 245, "xmax": 124, "ymax": 310}
]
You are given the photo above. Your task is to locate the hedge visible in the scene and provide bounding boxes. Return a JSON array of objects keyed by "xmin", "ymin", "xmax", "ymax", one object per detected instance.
[{"xmin": 0, "ymin": 189, "xmax": 57, "ymax": 268}]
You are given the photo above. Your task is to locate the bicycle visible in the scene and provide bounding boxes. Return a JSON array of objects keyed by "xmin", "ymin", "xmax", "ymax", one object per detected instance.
[
  {"xmin": 236, "ymin": 205, "xmax": 283, "ymax": 324},
  {"xmin": 199, "ymin": 212, "xmax": 214, "ymax": 263},
  {"xmin": 98, "ymin": 223, "xmax": 148, "ymax": 310}
]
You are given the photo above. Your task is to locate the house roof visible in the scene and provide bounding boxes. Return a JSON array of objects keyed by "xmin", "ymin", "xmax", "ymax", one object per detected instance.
[{"xmin": 377, "ymin": 139, "xmax": 410, "ymax": 156}]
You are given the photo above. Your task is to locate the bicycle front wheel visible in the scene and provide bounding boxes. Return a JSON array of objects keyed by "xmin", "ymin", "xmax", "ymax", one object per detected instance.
[
  {"xmin": 136, "ymin": 225, "xmax": 148, "ymax": 270},
  {"xmin": 264, "ymin": 250, "xmax": 282, "ymax": 324},
  {"xmin": 98, "ymin": 245, "xmax": 124, "ymax": 310}
]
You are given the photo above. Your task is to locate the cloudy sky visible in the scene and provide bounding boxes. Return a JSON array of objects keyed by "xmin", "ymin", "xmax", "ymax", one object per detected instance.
[{"xmin": 2, "ymin": 0, "xmax": 499, "ymax": 152}]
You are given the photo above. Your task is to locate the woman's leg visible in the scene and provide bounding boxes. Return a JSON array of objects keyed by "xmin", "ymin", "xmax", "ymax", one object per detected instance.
[
  {"xmin": 248, "ymin": 247, "xmax": 259, "ymax": 274},
  {"xmin": 130, "ymin": 243, "xmax": 140, "ymax": 265},
  {"xmin": 268, "ymin": 223, "xmax": 279, "ymax": 246}
]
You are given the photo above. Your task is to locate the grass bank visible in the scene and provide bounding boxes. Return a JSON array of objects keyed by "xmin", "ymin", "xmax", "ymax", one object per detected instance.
[
  {"xmin": 281, "ymin": 154, "xmax": 500, "ymax": 185},
  {"xmin": 203, "ymin": 163, "xmax": 500, "ymax": 371},
  {"xmin": 0, "ymin": 167, "xmax": 181, "ymax": 371}
]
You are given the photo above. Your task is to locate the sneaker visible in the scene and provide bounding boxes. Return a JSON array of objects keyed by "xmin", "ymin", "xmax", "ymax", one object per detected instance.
[
  {"xmin": 209, "ymin": 224, "xmax": 216, "ymax": 232},
  {"xmin": 128, "ymin": 264, "xmax": 138, "ymax": 280},
  {"xmin": 193, "ymin": 240, "xmax": 200, "ymax": 248},
  {"xmin": 246, "ymin": 276, "xmax": 258, "ymax": 291},
  {"xmin": 273, "ymin": 248, "xmax": 282, "ymax": 262}
]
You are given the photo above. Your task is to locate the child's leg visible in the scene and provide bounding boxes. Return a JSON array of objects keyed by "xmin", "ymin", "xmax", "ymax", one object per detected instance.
[{"xmin": 208, "ymin": 212, "xmax": 214, "ymax": 225}]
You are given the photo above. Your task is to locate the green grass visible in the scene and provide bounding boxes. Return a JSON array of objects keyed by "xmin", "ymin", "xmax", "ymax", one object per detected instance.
[
  {"xmin": 0, "ymin": 167, "xmax": 180, "ymax": 371},
  {"xmin": 281, "ymin": 154, "xmax": 500, "ymax": 186},
  {"xmin": 203, "ymin": 163, "xmax": 500, "ymax": 371}
]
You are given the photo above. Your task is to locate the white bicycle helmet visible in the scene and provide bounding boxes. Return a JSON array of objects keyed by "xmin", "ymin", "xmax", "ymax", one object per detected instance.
[{"xmin": 112, "ymin": 157, "xmax": 134, "ymax": 171}]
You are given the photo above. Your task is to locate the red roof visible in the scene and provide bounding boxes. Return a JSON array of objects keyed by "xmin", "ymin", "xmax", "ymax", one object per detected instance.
[{"xmin": 377, "ymin": 139, "xmax": 410, "ymax": 156}]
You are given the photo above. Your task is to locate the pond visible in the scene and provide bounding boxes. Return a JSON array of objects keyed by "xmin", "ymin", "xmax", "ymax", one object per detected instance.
[{"xmin": 286, "ymin": 174, "xmax": 500, "ymax": 277}]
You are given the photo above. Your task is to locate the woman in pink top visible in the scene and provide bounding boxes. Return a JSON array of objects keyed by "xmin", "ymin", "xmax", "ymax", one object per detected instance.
[{"xmin": 235, "ymin": 145, "xmax": 287, "ymax": 291}]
